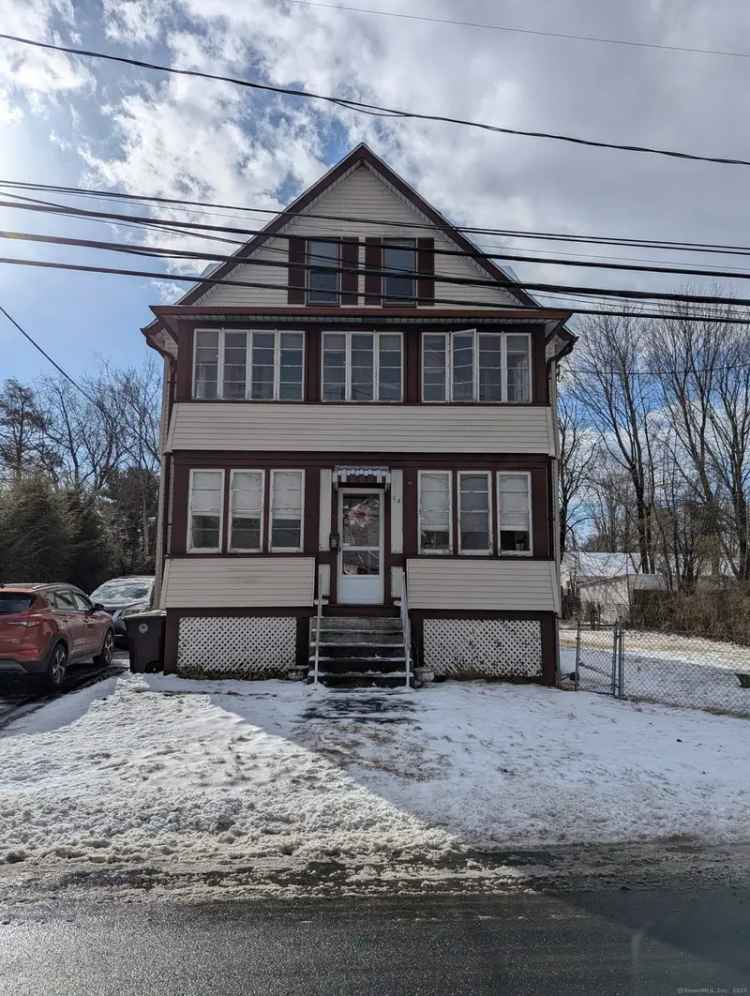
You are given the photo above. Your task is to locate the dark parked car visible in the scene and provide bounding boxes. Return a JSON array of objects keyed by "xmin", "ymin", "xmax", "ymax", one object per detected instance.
[
  {"xmin": 90, "ymin": 577, "xmax": 155, "ymax": 645},
  {"xmin": 0, "ymin": 583, "xmax": 114, "ymax": 689}
]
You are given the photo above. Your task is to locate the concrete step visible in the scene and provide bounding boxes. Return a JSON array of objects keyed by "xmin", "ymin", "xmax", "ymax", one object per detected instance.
[
  {"xmin": 314, "ymin": 672, "xmax": 413, "ymax": 690},
  {"xmin": 310, "ymin": 658, "xmax": 406, "ymax": 674},
  {"xmin": 314, "ymin": 616, "xmax": 402, "ymax": 632},
  {"xmin": 311, "ymin": 630, "xmax": 405, "ymax": 645},
  {"xmin": 315, "ymin": 643, "xmax": 406, "ymax": 660}
]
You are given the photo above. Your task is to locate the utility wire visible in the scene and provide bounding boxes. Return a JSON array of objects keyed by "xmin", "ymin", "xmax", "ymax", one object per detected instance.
[
  {"xmin": 5, "ymin": 254, "xmax": 750, "ymax": 322},
  {"xmin": 3, "ymin": 32, "xmax": 750, "ymax": 168},
  {"xmin": 6, "ymin": 178, "xmax": 750, "ymax": 259},
  {"xmin": 9, "ymin": 225, "xmax": 750, "ymax": 290},
  {"xmin": 288, "ymin": 0, "xmax": 750, "ymax": 60},
  {"xmin": 0, "ymin": 304, "xmax": 96, "ymax": 402}
]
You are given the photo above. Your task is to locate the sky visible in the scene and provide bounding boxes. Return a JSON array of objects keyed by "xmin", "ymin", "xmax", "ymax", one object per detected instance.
[{"xmin": 1, "ymin": 0, "xmax": 750, "ymax": 384}]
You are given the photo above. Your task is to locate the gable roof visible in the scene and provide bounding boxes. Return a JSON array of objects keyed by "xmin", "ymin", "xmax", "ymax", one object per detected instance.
[{"xmin": 143, "ymin": 143, "xmax": 569, "ymax": 339}]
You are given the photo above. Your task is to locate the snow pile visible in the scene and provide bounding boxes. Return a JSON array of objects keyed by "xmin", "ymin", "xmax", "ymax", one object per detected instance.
[{"xmin": 1, "ymin": 673, "xmax": 749, "ymax": 873}]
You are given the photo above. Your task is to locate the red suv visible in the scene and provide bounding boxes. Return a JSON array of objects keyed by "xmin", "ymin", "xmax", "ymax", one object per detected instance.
[{"xmin": 0, "ymin": 584, "xmax": 114, "ymax": 689}]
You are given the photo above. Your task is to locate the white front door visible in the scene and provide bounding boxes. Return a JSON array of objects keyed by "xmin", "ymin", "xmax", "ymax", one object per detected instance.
[{"xmin": 338, "ymin": 489, "xmax": 384, "ymax": 605}]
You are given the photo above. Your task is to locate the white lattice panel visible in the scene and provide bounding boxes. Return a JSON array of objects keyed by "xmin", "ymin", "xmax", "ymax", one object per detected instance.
[
  {"xmin": 423, "ymin": 618, "xmax": 542, "ymax": 678},
  {"xmin": 177, "ymin": 616, "xmax": 296, "ymax": 676}
]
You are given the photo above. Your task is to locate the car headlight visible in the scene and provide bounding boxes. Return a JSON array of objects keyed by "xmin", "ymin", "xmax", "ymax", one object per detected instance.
[{"xmin": 120, "ymin": 602, "xmax": 148, "ymax": 618}]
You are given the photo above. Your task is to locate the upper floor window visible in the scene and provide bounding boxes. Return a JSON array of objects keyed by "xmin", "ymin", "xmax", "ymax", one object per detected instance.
[
  {"xmin": 458, "ymin": 472, "xmax": 492, "ymax": 555},
  {"xmin": 229, "ymin": 470, "xmax": 264, "ymax": 552},
  {"xmin": 321, "ymin": 332, "xmax": 403, "ymax": 402},
  {"xmin": 383, "ymin": 239, "xmax": 416, "ymax": 304},
  {"xmin": 188, "ymin": 469, "xmax": 224, "ymax": 552},
  {"xmin": 307, "ymin": 239, "xmax": 340, "ymax": 304},
  {"xmin": 270, "ymin": 470, "xmax": 304, "ymax": 551},
  {"xmin": 422, "ymin": 331, "xmax": 531, "ymax": 403},
  {"xmin": 193, "ymin": 329, "xmax": 304, "ymax": 401}
]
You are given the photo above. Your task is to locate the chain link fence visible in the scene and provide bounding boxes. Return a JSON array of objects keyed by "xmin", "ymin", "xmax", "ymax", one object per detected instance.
[{"xmin": 560, "ymin": 621, "xmax": 750, "ymax": 718}]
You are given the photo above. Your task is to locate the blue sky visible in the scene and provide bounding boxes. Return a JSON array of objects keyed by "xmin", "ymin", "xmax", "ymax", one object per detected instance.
[{"xmin": 2, "ymin": 0, "xmax": 750, "ymax": 385}]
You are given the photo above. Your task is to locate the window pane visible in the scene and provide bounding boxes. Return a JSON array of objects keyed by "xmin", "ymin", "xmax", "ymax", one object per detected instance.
[
  {"xmin": 308, "ymin": 239, "xmax": 339, "ymax": 304},
  {"xmin": 231, "ymin": 471, "xmax": 263, "ymax": 550},
  {"xmin": 378, "ymin": 335, "xmax": 402, "ymax": 400},
  {"xmin": 420, "ymin": 472, "xmax": 451, "ymax": 552},
  {"xmin": 351, "ymin": 334, "xmax": 374, "ymax": 401},
  {"xmin": 251, "ymin": 333, "xmax": 275, "ymax": 400},
  {"xmin": 507, "ymin": 334, "xmax": 530, "ymax": 402},
  {"xmin": 279, "ymin": 332, "xmax": 303, "ymax": 401},
  {"xmin": 383, "ymin": 240, "xmax": 416, "ymax": 303},
  {"xmin": 191, "ymin": 515, "xmax": 220, "ymax": 549},
  {"xmin": 223, "ymin": 331, "xmax": 247, "ymax": 400},
  {"xmin": 271, "ymin": 471, "xmax": 303, "ymax": 549},
  {"xmin": 452, "ymin": 332, "xmax": 474, "ymax": 401},
  {"xmin": 190, "ymin": 470, "xmax": 222, "ymax": 550},
  {"xmin": 478, "ymin": 334, "xmax": 502, "ymax": 402},
  {"xmin": 423, "ymin": 334, "xmax": 447, "ymax": 401},
  {"xmin": 498, "ymin": 474, "xmax": 530, "ymax": 552},
  {"xmin": 194, "ymin": 331, "xmax": 219, "ymax": 399},
  {"xmin": 460, "ymin": 474, "xmax": 490, "ymax": 552},
  {"xmin": 322, "ymin": 333, "xmax": 346, "ymax": 401}
]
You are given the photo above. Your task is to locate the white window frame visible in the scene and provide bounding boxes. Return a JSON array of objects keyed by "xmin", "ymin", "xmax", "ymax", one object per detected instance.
[
  {"xmin": 269, "ymin": 469, "xmax": 305, "ymax": 553},
  {"xmin": 306, "ymin": 239, "xmax": 341, "ymax": 305},
  {"xmin": 228, "ymin": 469, "xmax": 265, "ymax": 553},
  {"xmin": 457, "ymin": 471, "xmax": 493, "ymax": 556},
  {"xmin": 421, "ymin": 331, "xmax": 532, "ymax": 403},
  {"xmin": 321, "ymin": 331, "xmax": 404, "ymax": 403},
  {"xmin": 192, "ymin": 329, "xmax": 305, "ymax": 401},
  {"xmin": 187, "ymin": 469, "xmax": 225, "ymax": 553},
  {"xmin": 417, "ymin": 470, "xmax": 453, "ymax": 555},
  {"xmin": 497, "ymin": 471, "xmax": 533, "ymax": 557}
]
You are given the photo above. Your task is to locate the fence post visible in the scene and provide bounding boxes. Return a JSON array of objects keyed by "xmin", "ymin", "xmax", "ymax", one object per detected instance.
[
  {"xmin": 611, "ymin": 625, "xmax": 618, "ymax": 696},
  {"xmin": 574, "ymin": 618, "xmax": 581, "ymax": 690},
  {"xmin": 618, "ymin": 626, "xmax": 625, "ymax": 699}
]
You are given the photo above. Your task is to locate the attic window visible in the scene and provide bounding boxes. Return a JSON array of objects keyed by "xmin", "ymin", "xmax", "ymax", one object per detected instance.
[
  {"xmin": 307, "ymin": 239, "xmax": 340, "ymax": 304},
  {"xmin": 383, "ymin": 239, "xmax": 416, "ymax": 305}
]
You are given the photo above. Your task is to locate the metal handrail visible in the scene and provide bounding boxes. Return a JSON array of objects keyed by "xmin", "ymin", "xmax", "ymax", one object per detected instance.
[
  {"xmin": 399, "ymin": 571, "xmax": 412, "ymax": 689},
  {"xmin": 312, "ymin": 567, "xmax": 328, "ymax": 689}
]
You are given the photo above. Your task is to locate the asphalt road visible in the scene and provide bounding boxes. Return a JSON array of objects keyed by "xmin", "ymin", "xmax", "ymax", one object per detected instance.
[{"xmin": 1, "ymin": 885, "xmax": 748, "ymax": 995}]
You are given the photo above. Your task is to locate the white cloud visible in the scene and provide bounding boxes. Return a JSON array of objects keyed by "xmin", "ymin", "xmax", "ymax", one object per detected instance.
[
  {"xmin": 0, "ymin": 0, "xmax": 93, "ymax": 120},
  {"xmin": 102, "ymin": 0, "xmax": 173, "ymax": 44}
]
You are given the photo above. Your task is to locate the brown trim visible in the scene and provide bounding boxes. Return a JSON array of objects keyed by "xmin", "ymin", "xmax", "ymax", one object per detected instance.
[
  {"xmin": 417, "ymin": 237, "xmax": 435, "ymax": 304},
  {"xmin": 341, "ymin": 238, "xmax": 358, "ymax": 305},
  {"xmin": 288, "ymin": 237, "xmax": 305, "ymax": 304},
  {"xmin": 405, "ymin": 332, "xmax": 420, "ymax": 403},
  {"xmin": 303, "ymin": 470, "xmax": 319, "ymax": 556},
  {"xmin": 306, "ymin": 328, "xmax": 321, "ymax": 403},
  {"xmin": 175, "ymin": 322, "xmax": 194, "ymax": 402},
  {"xmin": 154, "ymin": 305, "xmax": 570, "ymax": 322},
  {"xmin": 365, "ymin": 238, "xmax": 382, "ymax": 305},
  {"xmin": 296, "ymin": 616, "xmax": 309, "ymax": 668},
  {"xmin": 532, "ymin": 329, "xmax": 548, "ymax": 405},
  {"xmin": 322, "ymin": 605, "xmax": 399, "ymax": 618},
  {"xmin": 174, "ymin": 453, "xmax": 553, "ymax": 470},
  {"xmin": 540, "ymin": 613, "xmax": 557, "ymax": 686},
  {"xmin": 221, "ymin": 468, "xmax": 232, "ymax": 552},
  {"xmin": 403, "ymin": 467, "xmax": 418, "ymax": 557}
]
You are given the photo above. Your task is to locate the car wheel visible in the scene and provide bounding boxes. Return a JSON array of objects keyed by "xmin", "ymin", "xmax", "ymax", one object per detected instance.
[
  {"xmin": 47, "ymin": 643, "xmax": 68, "ymax": 690},
  {"xmin": 94, "ymin": 629, "xmax": 114, "ymax": 668}
]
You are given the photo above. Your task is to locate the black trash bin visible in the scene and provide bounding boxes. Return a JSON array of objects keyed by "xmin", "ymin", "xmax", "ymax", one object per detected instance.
[{"xmin": 125, "ymin": 611, "xmax": 166, "ymax": 673}]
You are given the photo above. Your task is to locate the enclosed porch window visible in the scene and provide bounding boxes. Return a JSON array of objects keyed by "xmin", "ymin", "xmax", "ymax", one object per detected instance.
[
  {"xmin": 193, "ymin": 329, "xmax": 304, "ymax": 400},
  {"xmin": 322, "ymin": 332, "xmax": 403, "ymax": 401},
  {"xmin": 422, "ymin": 331, "xmax": 531, "ymax": 402}
]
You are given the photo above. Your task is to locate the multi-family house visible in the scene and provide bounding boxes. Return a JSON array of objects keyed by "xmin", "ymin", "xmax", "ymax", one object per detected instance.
[{"xmin": 143, "ymin": 144, "xmax": 575, "ymax": 687}]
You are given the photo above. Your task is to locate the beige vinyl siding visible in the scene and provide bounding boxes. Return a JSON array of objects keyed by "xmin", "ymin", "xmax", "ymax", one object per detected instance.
[
  {"xmin": 161, "ymin": 556, "xmax": 315, "ymax": 608},
  {"xmin": 168, "ymin": 402, "xmax": 555, "ymax": 454},
  {"xmin": 391, "ymin": 468, "xmax": 404, "ymax": 553},
  {"xmin": 318, "ymin": 469, "xmax": 333, "ymax": 550},
  {"xmin": 196, "ymin": 164, "xmax": 520, "ymax": 308},
  {"xmin": 406, "ymin": 558, "xmax": 560, "ymax": 613}
]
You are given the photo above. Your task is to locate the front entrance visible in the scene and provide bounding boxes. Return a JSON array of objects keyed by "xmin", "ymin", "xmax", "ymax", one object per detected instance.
[{"xmin": 338, "ymin": 489, "xmax": 384, "ymax": 605}]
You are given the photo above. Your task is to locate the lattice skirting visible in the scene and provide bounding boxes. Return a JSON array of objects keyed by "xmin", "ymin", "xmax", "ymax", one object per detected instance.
[
  {"xmin": 177, "ymin": 616, "xmax": 297, "ymax": 677},
  {"xmin": 422, "ymin": 618, "xmax": 543, "ymax": 679}
]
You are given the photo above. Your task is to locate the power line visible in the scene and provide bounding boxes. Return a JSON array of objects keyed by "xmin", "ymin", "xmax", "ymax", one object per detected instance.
[
  {"xmin": 9, "ymin": 225, "xmax": 750, "ymax": 292},
  {"xmin": 0, "ymin": 304, "xmax": 96, "ymax": 402},
  {"xmin": 5, "ymin": 253, "xmax": 750, "ymax": 323},
  {"xmin": 289, "ymin": 0, "xmax": 750, "ymax": 60},
  {"xmin": 6, "ymin": 177, "xmax": 750, "ymax": 260},
  {"xmin": 3, "ymin": 32, "xmax": 750, "ymax": 168}
]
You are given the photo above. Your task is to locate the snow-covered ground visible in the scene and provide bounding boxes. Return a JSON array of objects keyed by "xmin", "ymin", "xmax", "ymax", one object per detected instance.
[{"xmin": 1, "ymin": 672, "xmax": 749, "ymax": 887}]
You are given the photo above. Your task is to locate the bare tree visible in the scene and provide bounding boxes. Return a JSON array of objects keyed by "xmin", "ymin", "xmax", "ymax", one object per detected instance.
[
  {"xmin": 557, "ymin": 389, "xmax": 597, "ymax": 554},
  {"xmin": 570, "ymin": 312, "xmax": 658, "ymax": 571},
  {"xmin": 0, "ymin": 379, "xmax": 56, "ymax": 480}
]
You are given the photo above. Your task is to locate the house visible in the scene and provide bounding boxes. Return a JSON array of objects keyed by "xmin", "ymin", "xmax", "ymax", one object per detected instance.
[
  {"xmin": 562, "ymin": 552, "xmax": 662, "ymax": 624},
  {"xmin": 143, "ymin": 144, "xmax": 576, "ymax": 686}
]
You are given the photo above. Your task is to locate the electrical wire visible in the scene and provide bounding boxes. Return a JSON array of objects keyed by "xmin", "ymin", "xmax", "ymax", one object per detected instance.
[
  {"xmin": 3, "ymin": 32, "xmax": 750, "ymax": 168},
  {"xmin": 288, "ymin": 0, "xmax": 750, "ymax": 60},
  {"xmin": 0, "ymin": 304, "xmax": 96, "ymax": 402}
]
